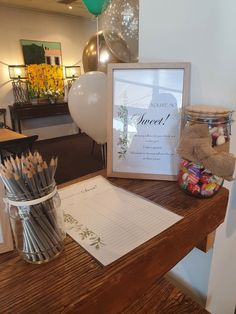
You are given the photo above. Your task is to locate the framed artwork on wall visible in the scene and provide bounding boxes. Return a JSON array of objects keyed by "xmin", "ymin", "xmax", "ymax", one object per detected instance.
[
  {"xmin": 20, "ymin": 39, "xmax": 64, "ymax": 100},
  {"xmin": 107, "ymin": 62, "xmax": 190, "ymax": 181},
  {"xmin": 20, "ymin": 39, "xmax": 62, "ymax": 65}
]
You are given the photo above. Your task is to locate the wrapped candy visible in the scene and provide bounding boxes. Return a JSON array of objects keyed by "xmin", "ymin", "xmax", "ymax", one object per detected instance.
[
  {"xmin": 178, "ymin": 159, "xmax": 224, "ymax": 197},
  {"xmin": 177, "ymin": 105, "xmax": 234, "ymax": 198}
]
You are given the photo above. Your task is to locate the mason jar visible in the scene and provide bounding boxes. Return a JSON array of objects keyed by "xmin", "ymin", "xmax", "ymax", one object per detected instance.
[
  {"xmin": 6, "ymin": 182, "xmax": 65, "ymax": 264},
  {"xmin": 178, "ymin": 105, "xmax": 234, "ymax": 197}
]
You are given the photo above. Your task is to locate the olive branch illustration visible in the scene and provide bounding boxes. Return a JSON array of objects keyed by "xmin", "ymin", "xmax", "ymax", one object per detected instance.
[
  {"xmin": 64, "ymin": 213, "xmax": 105, "ymax": 249},
  {"xmin": 117, "ymin": 104, "xmax": 129, "ymax": 159}
]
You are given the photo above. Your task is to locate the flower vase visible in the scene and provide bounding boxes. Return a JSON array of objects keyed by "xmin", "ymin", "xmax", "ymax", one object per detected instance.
[
  {"xmin": 49, "ymin": 97, "xmax": 56, "ymax": 104},
  {"xmin": 30, "ymin": 98, "xmax": 38, "ymax": 105}
]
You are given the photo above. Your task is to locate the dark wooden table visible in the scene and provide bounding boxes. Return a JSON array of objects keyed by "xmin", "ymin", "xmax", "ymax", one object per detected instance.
[
  {"xmin": 0, "ymin": 171, "xmax": 229, "ymax": 313},
  {"xmin": 9, "ymin": 101, "xmax": 70, "ymax": 133},
  {"xmin": 0, "ymin": 128, "xmax": 38, "ymax": 160}
]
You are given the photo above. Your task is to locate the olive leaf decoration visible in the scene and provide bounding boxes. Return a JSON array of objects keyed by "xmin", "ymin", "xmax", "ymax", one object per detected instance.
[
  {"xmin": 117, "ymin": 105, "xmax": 129, "ymax": 159},
  {"xmin": 64, "ymin": 213, "xmax": 105, "ymax": 249}
]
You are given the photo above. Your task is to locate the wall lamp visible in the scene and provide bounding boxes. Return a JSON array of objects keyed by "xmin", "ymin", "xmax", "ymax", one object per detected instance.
[
  {"xmin": 8, "ymin": 65, "xmax": 28, "ymax": 80},
  {"xmin": 65, "ymin": 66, "xmax": 81, "ymax": 80},
  {"xmin": 8, "ymin": 65, "xmax": 29, "ymax": 104},
  {"xmin": 65, "ymin": 66, "xmax": 81, "ymax": 91}
]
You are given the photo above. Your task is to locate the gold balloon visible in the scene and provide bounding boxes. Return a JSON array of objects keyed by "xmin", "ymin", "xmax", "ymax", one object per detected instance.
[{"xmin": 82, "ymin": 31, "xmax": 124, "ymax": 73}]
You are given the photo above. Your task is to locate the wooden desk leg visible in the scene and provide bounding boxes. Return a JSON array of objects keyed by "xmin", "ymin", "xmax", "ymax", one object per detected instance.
[
  {"xmin": 196, "ymin": 231, "xmax": 216, "ymax": 253},
  {"xmin": 17, "ymin": 117, "xmax": 22, "ymax": 133},
  {"xmin": 91, "ymin": 140, "xmax": 95, "ymax": 155},
  {"xmin": 9, "ymin": 108, "xmax": 16, "ymax": 131},
  {"xmin": 101, "ymin": 143, "xmax": 107, "ymax": 168}
]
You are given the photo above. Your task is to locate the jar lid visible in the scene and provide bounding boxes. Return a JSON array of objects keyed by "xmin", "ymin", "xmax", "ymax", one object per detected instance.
[{"xmin": 185, "ymin": 105, "xmax": 233, "ymax": 115}]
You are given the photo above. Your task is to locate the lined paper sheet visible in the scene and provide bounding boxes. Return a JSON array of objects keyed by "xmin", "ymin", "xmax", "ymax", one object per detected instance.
[{"xmin": 60, "ymin": 176, "xmax": 182, "ymax": 266}]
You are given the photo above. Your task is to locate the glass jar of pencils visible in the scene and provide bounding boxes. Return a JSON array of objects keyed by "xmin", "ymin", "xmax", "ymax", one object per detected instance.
[
  {"xmin": 6, "ymin": 182, "xmax": 65, "ymax": 264},
  {"xmin": 178, "ymin": 105, "xmax": 234, "ymax": 198},
  {"xmin": 1, "ymin": 152, "xmax": 65, "ymax": 264}
]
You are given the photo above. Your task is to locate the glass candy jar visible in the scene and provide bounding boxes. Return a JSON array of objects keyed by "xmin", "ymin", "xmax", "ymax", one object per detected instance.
[
  {"xmin": 6, "ymin": 182, "xmax": 65, "ymax": 264},
  {"xmin": 178, "ymin": 105, "xmax": 234, "ymax": 198}
]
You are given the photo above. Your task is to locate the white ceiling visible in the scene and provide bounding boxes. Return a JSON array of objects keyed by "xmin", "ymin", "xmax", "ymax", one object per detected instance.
[{"xmin": 0, "ymin": 0, "xmax": 93, "ymax": 18}]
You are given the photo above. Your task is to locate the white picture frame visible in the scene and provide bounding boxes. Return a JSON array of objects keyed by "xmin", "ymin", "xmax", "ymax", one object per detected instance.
[{"xmin": 107, "ymin": 62, "xmax": 190, "ymax": 180}]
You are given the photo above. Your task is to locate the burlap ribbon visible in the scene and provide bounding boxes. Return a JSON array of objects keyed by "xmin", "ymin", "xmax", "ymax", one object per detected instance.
[{"xmin": 177, "ymin": 124, "xmax": 235, "ymax": 180}]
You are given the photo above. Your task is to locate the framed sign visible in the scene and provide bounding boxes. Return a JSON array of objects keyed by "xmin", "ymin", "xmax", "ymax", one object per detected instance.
[
  {"xmin": 107, "ymin": 63, "xmax": 190, "ymax": 180},
  {"xmin": 0, "ymin": 183, "xmax": 13, "ymax": 254}
]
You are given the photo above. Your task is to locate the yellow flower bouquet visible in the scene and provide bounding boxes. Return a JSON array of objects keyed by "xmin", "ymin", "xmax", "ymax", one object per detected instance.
[{"xmin": 27, "ymin": 64, "xmax": 64, "ymax": 101}]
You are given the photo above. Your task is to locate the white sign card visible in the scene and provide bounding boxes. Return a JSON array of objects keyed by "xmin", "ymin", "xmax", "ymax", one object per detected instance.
[
  {"xmin": 107, "ymin": 63, "xmax": 190, "ymax": 180},
  {"xmin": 60, "ymin": 176, "xmax": 182, "ymax": 266}
]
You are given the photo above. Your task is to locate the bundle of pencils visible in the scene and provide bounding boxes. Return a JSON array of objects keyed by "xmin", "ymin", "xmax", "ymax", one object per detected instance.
[{"xmin": 0, "ymin": 152, "xmax": 64, "ymax": 263}]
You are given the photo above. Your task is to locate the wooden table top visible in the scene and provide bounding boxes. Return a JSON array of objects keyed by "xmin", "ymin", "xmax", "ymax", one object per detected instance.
[
  {"xmin": 0, "ymin": 170, "xmax": 228, "ymax": 313},
  {"xmin": 0, "ymin": 128, "xmax": 25, "ymax": 142}
]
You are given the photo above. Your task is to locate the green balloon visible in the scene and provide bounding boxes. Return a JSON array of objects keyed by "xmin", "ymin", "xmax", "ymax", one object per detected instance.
[{"xmin": 82, "ymin": 0, "xmax": 109, "ymax": 16}]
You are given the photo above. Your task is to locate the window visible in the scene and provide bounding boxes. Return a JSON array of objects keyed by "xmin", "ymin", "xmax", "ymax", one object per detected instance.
[
  {"xmin": 46, "ymin": 56, "xmax": 51, "ymax": 65},
  {"xmin": 55, "ymin": 57, "xmax": 60, "ymax": 65}
]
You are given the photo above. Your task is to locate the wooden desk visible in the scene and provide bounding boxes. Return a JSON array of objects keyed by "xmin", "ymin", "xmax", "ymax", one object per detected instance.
[
  {"xmin": 0, "ymin": 171, "xmax": 228, "ymax": 313},
  {"xmin": 0, "ymin": 129, "xmax": 38, "ymax": 160},
  {"xmin": 9, "ymin": 102, "xmax": 70, "ymax": 133},
  {"xmin": 0, "ymin": 128, "xmax": 25, "ymax": 142}
]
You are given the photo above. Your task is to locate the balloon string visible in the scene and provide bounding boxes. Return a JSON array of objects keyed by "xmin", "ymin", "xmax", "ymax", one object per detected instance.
[{"xmin": 96, "ymin": 16, "xmax": 100, "ymax": 68}]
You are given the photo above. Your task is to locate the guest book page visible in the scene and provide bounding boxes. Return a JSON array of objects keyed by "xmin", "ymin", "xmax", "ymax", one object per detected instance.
[{"xmin": 60, "ymin": 176, "xmax": 182, "ymax": 266}]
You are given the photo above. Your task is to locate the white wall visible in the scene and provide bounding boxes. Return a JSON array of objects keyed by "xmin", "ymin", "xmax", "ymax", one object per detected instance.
[
  {"xmin": 139, "ymin": 0, "xmax": 236, "ymax": 312},
  {"xmin": 0, "ymin": 6, "xmax": 95, "ymax": 139}
]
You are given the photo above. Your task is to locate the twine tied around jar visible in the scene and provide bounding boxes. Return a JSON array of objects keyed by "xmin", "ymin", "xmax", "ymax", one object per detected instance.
[
  {"xmin": 4, "ymin": 187, "xmax": 57, "ymax": 207},
  {"xmin": 177, "ymin": 124, "xmax": 236, "ymax": 180}
]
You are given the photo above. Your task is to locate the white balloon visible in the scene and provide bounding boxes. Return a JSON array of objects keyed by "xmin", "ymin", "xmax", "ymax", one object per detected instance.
[{"xmin": 68, "ymin": 71, "xmax": 107, "ymax": 144}]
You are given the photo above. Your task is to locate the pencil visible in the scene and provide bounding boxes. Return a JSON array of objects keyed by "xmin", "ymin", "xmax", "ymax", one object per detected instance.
[{"xmin": 0, "ymin": 151, "xmax": 63, "ymax": 263}]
